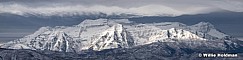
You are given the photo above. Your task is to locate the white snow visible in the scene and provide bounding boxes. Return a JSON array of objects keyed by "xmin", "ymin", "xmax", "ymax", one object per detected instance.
[
  {"xmin": 207, "ymin": 29, "xmax": 228, "ymax": 38},
  {"xmin": 0, "ymin": 19, "xmax": 230, "ymax": 52},
  {"xmin": 189, "ymin": 22, "xmax": 228, "ymax": 38}
]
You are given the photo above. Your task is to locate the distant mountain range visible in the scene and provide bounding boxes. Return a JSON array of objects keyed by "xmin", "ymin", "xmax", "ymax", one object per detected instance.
[
  {"xmin": 0, "ymin": 19, "xmax": 242, "ymax": 52},
  {"xmin": 0, "ymin": 19, "xmax": 242, "ymax": 60}
]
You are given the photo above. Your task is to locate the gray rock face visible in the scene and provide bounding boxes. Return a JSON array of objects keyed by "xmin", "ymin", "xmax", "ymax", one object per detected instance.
[
  {"xmin": 0, "ymin": 19, "xmax": 242, "ymax": 60},
  {"xmin": 1, "ymin": 19, "xmax": 233, "ymax": 52}
]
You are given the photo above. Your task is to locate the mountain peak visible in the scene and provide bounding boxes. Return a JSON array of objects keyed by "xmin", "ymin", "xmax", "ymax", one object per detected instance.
[
  {"xmin": 90, "ymin": 24, "xmax": 134, "ymax": 51},
  {"xmin": 193, "ymin": 22, "xmax": 214, "ymax": 29},
  {"xmin": 0, "ymin": 19, "xmax": 234, "ymax": 52},
  {"xmin": 190, "ymin": 22, "xmax": 228, "ymax": 39},
  {"xmin": 77, "ymin": 19, "xmax": 133, "ymax": 27},
  {"xmin": 148, "ymin": 28, "xmax": 206, "ymax": 43}
]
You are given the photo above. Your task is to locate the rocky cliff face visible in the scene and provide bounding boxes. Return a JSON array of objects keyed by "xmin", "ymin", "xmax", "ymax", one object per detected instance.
[{"xmin": 0, "ymin": 19, "xmax": 241, "ymax": 53}]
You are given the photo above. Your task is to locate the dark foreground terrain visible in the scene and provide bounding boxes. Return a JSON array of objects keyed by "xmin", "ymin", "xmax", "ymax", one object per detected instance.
[{"xmin": 0, "ymin": 42, "xmax": 242, "ymax": 60}]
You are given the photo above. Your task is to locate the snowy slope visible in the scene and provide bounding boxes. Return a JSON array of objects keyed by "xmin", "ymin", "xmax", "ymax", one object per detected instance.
[
  {"xmin": 0, "ymin": 19, "xmax": 234, "ymax": 52},
  {"xmin": 189, "ymin": 22, "xmax": 228, "ymax": 38},
  {"xmin": 89, "ymin": 24, "xmax": 134, "ymax": 51}
]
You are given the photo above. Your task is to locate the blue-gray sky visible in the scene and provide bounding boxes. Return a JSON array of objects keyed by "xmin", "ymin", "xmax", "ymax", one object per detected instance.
[{"xmin": 1, "ymin": 12, "xmax": 243, "ymax": 43}]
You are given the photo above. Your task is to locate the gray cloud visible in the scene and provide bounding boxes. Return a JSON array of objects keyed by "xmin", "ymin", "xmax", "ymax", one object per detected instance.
[{"xmin": 0, "ymin": 0, "xmax": 242, "ymax": 16}]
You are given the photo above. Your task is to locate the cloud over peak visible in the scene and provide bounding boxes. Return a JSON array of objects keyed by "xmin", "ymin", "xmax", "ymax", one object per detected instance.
[{"xmin": 0, "ymin": 0, "xmax": 242, "ymax": 17}]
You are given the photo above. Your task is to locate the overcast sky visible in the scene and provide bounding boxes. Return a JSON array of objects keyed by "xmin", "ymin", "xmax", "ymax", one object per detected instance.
[
  {"xmin": 0, "ymin": 0, "xmax": 243, "ymax": 16},
  {"xmin": 1, "ymin": 0, "xmax": 243, "ymax": 43}
]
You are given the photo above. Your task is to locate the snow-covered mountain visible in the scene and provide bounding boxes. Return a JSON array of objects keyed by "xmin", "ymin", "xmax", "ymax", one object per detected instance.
[
  {"xmin": 0, "ymin": 19, "xmax": 239, "ymax": 52},
  {"xmin": 89, "ymin": 24, "xmax": 134, "ymax": 51}
]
